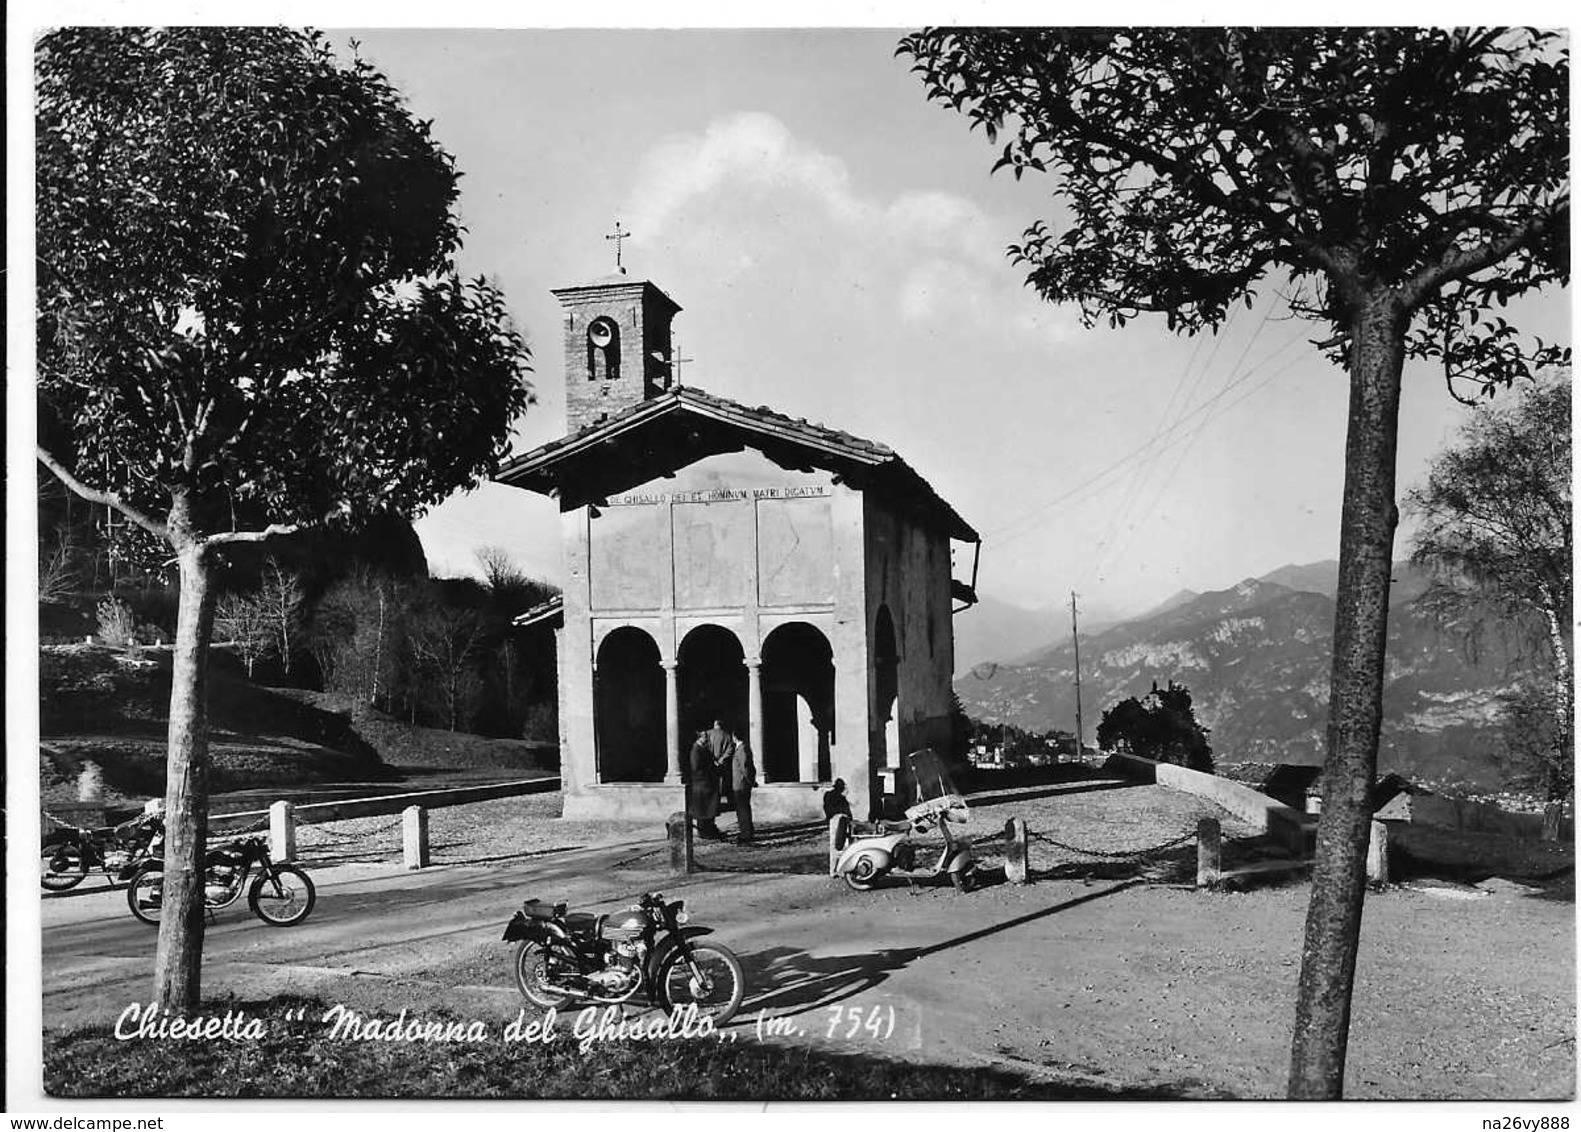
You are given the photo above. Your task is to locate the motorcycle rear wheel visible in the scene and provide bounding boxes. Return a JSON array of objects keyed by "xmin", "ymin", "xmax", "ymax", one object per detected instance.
[
  {"xmin": 656, "ymin": 943, "xmax": 745, "ymax": 1026},
  {"xmin": 41, "ymin": 844, "xmax": 87, "ymax": 892},
  {"xmin": 126, "ymin": 867, "xmax": 163, "ymax": 925},
  {"xmin": 513, "ymin": 941, "xmax": 571, "ymax": 1008},
  {"xmin": 248, "ymin": 866, "xmax": 316, "ymax": 927}
]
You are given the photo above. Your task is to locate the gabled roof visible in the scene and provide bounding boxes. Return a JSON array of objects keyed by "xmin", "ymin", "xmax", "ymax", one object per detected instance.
[{"xmin": 495, "ymin": 386, "xmax": 978, "ymax": 542}]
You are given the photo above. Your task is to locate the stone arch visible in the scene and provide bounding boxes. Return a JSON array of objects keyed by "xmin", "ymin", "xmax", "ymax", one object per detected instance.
[
  {"xmin": 761, "ymin": 622, "xmax": 835, "ymax": 783},
  {"xmin": 595, "ymin": 626, "xmax": 665, "ymax": 782},
  {"xmin": 677, "ymin": 624, "xmax": 748, "ymax": 741}
]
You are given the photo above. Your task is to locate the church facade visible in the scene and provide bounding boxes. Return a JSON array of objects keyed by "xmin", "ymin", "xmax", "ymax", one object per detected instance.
[{"xmin": 497, "ymin": 272, "xmax": 979, "ymax": 821}]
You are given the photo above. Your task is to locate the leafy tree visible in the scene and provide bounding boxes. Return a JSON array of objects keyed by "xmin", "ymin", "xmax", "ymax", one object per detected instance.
[
  {"xmin": 1096, "ymin": 681, "xmax": 1213, "ymax": 771},
  {"xmin": 898, "ymin": 27, "xmax": 1569, "ymax": 1097},
  {"xmin": 1406, "ymin": 370, "xmax": 1572, "ymax": 816},
  {"xmin": 36, "ymin": 28, "xmax": 531, "ymax": 1012}
]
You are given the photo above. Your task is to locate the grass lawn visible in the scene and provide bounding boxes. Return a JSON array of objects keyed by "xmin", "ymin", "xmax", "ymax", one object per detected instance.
[{"xmin": 42, "ymin": 996, "xmax": 1172, "ymax": 1100}]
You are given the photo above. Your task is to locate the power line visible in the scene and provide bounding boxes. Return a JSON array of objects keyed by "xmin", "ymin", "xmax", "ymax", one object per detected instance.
[{"xmin": 986, "ymin": 331, "xmax": 1311, "ymax": 549}]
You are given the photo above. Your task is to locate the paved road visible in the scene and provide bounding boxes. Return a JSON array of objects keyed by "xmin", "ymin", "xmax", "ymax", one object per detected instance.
[{"xmin": 40, "ymin": 834, "xmax": 1155, "ymax": 1089}]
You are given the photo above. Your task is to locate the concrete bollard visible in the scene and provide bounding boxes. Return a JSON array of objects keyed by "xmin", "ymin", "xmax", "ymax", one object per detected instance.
[
  {"xmin": 1004, "ymin": 817, "xmax": 1029, "ymax": 884},
  {"xmin": 667, "ymin": 812, "xmax": 689, "ymax": 874},
  {"xmin": 269, "ymin": 800, "xmax": 296, "ymax": 861},
  {"xmin": 403, "ymin": 805, "xmax": 430, "ymax": 870},
  {"xmin": 828, "ymin": 815, "xmax": 851, "ymax": 876},
  {"xmin": 1196, "ymin": 817, "xmax": 1221, "ymax": 889},
  {"xmin": 1366, "ymin": 820, "xmax": 1389, "ymax": 884}
]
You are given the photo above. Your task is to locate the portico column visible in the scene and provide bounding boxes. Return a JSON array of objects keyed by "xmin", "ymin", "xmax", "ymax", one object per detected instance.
[
  {"xmin": 745, "ymin": 658, "xmax": 764, "ymax": 772},
  {"xmin": 662, "ymin": 660, "xmax": 681, "ymax": 783}
]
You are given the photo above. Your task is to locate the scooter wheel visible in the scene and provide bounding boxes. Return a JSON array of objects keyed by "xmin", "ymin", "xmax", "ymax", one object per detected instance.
[
  {"xmin": 950, "ymin": 868, "xmax": 974, "ymax": 893},
  {"xmin": 843, "ymin": 856, "xmax": 882, "ymax": 891}
]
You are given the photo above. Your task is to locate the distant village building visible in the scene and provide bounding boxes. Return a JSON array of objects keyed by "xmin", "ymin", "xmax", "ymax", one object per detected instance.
[{"xmin": 497, "ymin": 269, "xmax": 980, "ymax": 821}]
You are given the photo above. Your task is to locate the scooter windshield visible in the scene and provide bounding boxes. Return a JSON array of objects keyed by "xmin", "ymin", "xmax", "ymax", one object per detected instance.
[{"xmin": 902, "ymin": 749, "xmax": 969, "ymax": 823}]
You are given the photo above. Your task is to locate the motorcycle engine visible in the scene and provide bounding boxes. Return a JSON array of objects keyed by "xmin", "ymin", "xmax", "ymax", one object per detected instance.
[{"xmin": 583, "ymin": 939, "xmax": 643, "ymax": 1000}]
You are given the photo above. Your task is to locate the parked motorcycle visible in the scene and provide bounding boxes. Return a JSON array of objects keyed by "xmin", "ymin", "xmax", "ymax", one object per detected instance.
[
  {"xmin": 502, "ymin": 891, "xmax": 745, "ymax": 1024},
  {"xmin": 41, "ymin": 813, "xmax": 163, "ymax": 892},
  {"xmin": 123, "ymin": 836, "xmax": 315, "ymax": 927},
  {"xmin": 833, "ymin": 748, "xmax": 979, "ymax": 892}
]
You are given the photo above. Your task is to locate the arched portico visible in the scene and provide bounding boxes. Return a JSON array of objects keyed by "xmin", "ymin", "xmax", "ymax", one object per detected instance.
[
  {"xmin": 761, "ymin": 622, "xmax": 835, "ymax": 783},
  {"xmin": 595, "ymin": 626, "xmax": 666, "ymax": 782}
]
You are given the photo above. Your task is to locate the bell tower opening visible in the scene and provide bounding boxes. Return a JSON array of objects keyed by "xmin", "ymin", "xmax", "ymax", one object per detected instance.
[{"xmin": 552, "ymin": 273, "xmax": 681, "ymax": 433}]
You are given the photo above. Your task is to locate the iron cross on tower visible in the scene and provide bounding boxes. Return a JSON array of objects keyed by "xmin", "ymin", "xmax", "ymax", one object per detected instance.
[{"xmin": 605, "ymin": 220, "xmax": 630, "ymax": 274}]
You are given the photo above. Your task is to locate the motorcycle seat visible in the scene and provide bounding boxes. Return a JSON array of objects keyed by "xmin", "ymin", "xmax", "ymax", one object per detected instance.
[{"xmin": 522, "ymin": 899, "xmax": 566, "ymax": 920}]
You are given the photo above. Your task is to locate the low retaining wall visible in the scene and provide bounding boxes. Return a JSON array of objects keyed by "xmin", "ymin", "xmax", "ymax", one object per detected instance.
[
  {"xmin": 209, "ymin": 776, "xmax": 559, "ymax": 833},
  {"xmin": 1379, "ymin": 791, "xmax": 1574, "ymax": 843},
  {"xmin": 562, "ymin": 782, "xmax": 827, "ymax": 823},
  {"xmin": 1103, "ymin": 753, "xmax": 1314, "ymax": 855}
]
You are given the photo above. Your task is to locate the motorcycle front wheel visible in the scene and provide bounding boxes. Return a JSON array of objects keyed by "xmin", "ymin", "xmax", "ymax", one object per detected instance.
[
  {"xmin": 513, "ymin": 941, "xmax": 571, "ymax": 1008},
  {"xmin": 41, "ymin": 843, "xmax": 87, "ymax": 892},
  {"xmin": 656, "ymin": 943, "xmax": 745, "ymax": 1026},
  {"xmin": 126, "ymin": 867, "xmax": 163, "ymax": 925},
  {"xmin": 248, "ymin": 866, "xmax": 316, "ymax": 927}
]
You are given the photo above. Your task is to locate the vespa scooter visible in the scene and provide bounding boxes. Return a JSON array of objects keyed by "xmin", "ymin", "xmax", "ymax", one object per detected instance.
[{"xmin": 832, "ymin": 748, "xmax": 978, "ymax": 891}]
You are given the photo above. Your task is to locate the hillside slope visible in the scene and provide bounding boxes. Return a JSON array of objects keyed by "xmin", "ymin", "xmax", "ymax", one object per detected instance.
[{"xmin": 956, "ymin": 573, "xmax": 1523, "ymax": 789}]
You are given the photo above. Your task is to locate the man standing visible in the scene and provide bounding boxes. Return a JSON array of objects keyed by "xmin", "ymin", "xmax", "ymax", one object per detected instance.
[
  {"xmin": 688, "ymin": 720, "xmax": 727, "ymax": 839},
  {"xmin": 724, "ymin": 724, "xmax": 757, "ymax": 844}
]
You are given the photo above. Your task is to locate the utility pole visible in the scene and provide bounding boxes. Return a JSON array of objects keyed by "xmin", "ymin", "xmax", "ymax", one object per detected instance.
[{"xmin": 1070, "ymin": 591, "xmax": 1085, "ymax": 759}]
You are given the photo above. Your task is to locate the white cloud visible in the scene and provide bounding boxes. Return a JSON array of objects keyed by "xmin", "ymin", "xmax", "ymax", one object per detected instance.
[{"xmin": 623, "ymin": 112, "xmax": 1078, "ymax": 346}]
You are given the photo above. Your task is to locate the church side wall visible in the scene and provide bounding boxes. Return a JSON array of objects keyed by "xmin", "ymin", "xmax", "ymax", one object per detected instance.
[
  {"xmin": 829, "ymin": 482, "xmax": 875, "ymax": 820},
  {"xmin": 863, "ymin": 498, "xmax": 956, "ymax": 785}
]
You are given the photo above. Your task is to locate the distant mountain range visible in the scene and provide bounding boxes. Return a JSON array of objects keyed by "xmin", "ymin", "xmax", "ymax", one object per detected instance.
[{"xmin": 954, "ymin": 560, "xmax": 1521, "ymax": 789}]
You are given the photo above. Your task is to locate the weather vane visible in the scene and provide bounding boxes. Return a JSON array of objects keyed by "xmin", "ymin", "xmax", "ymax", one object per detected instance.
[{"xmin": 605, "ymin": 220, "xmax": 631, "ymax": 274}]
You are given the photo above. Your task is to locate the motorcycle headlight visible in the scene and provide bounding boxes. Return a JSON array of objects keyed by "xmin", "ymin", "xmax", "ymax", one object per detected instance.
[{"xmin": 675, "ymin": 911, "xmax": 690, "ymax": 924}]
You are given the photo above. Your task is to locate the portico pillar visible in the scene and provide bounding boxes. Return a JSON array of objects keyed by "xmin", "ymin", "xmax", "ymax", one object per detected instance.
[
  {"xmin": 662, "ymin": 660, "xmax": 681, "ymax": 783},
  {"xmin": 745, "ymin": 658, "xmax": 764, "ymax": 771}
]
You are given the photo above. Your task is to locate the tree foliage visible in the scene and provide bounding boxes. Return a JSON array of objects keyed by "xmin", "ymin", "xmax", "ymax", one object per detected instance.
[
  {"xmin": 898, "ymin": 28, "xmax": 1568, "ymax": 384},
  {"xmin": 35, "ymin": 26, "xmax": 532, "ymax": 1012},
  {"xmin": 897, "ymin": 26, "xmax": 1569, "ymax": 1099},
  {"xmin": 1095, "ymin": 681, "xmax": 1213, "ymax": 772},
  {"xmin": 1407, "ymin": 370, "xmax": 1572, "ymax": 805},
  {"xmin": 37, "ymin": 28, "xmax": 532, "ymax": 544}
]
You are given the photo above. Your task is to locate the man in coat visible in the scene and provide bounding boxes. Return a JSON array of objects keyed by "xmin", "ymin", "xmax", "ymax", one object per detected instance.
[
  {"xmin": 687, "ymin": 720, "xmax": 727, "ymax": 838},
  {"xmin": 723, "ymin": 724, "xmax": 757, "ymax": 844}
]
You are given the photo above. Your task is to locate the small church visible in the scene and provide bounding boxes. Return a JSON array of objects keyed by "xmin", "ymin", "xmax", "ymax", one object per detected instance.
[{"xmin": 496, "ymin": 258, "xmax": 980, "ymax": 822}]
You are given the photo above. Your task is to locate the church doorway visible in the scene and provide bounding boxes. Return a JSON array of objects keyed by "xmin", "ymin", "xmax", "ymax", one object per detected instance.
[
  {"xmin": 677, "ymin": 624, "xmax": 748, "ymax": 742},
  {"xmin": 761, "ymin": 622, "xmax": 835, "ymax": 783},
  {"xmin": 595, "ymin": 627, "xmax": 666, "ymax": 782}
]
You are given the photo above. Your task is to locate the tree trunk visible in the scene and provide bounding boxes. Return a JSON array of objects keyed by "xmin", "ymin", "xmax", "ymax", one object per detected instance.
[
  {"xmin": 1288, "ymin": 296, "xmax": 1407, "ymax": 1099},
  {"xmin": 153, "ymin": 543, "xmax": 218, "ymax": 1012}
]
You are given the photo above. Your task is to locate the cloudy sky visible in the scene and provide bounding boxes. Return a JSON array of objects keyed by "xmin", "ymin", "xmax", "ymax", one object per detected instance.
[
  {"xmin": 13, "ymin": 18, "xmax": 1568, "ymax": 620},
  {"xmin": 336, "ymin": 26, "xmax": 1568, "ymax": 620}
]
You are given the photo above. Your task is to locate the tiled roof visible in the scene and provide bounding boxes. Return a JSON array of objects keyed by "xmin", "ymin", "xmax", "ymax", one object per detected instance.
[{"xmin": 495, "ymin": 385, "xmax": 977, "ymax": 542}]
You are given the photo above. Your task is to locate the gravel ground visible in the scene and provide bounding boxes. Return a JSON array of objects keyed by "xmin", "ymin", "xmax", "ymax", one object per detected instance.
[{"xmin": 287, "ymin": 771, "xmax": 1266, "ymax": 888}]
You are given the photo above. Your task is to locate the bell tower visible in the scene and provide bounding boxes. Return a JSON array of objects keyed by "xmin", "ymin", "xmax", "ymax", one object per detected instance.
[{"xmin": 552, "ymin": 273, "xmax": 681, "ymax": 433}]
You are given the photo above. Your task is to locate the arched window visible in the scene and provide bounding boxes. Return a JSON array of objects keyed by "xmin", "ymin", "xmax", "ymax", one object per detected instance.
[{"xmin": 586, "ymin": 317, "xmax": 621, "ymax": 382}]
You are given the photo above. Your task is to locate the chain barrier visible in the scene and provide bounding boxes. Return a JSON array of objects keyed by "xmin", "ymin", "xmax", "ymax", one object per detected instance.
[
  {"xmin": 297, "ymin": 814, "xmax": 405, "ymax": 844},
  {"xmin": 1026, "ymin": 829, "xmax": 1195, "ymax": 859}
]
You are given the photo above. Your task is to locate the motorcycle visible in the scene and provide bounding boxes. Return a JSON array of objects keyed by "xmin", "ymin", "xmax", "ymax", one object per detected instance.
[
  {"xmin": 41, "ymin": 813, "xmax": 163, "ymax": 892},
  {"xmin": 502, "ymin": 891, "xmax": 745, "ymax": 1025},
  {"xmin": 833, "ymin": 748, "xmax": 979, "ymax": 892},
  {"xmin": 123, "ymin": 836, "xmax": 315, "ymax": 927}
]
